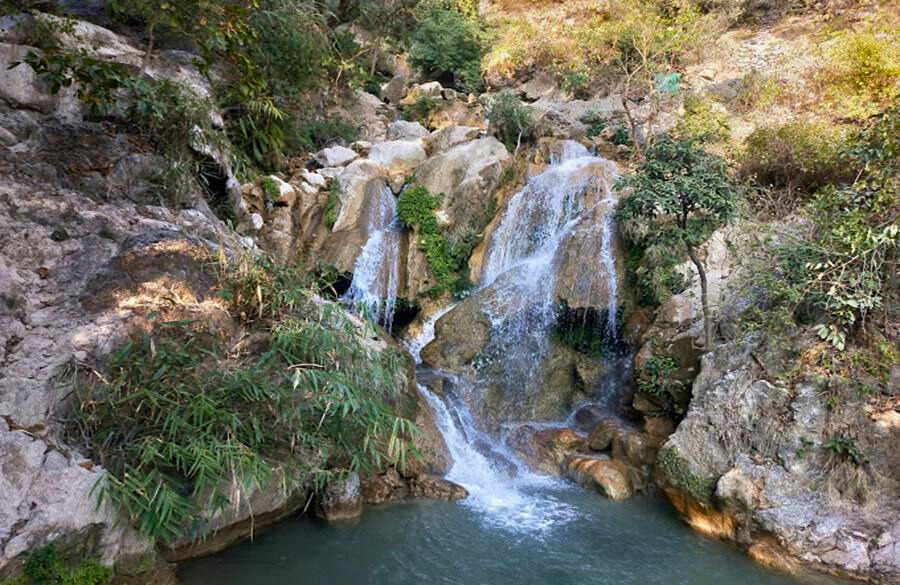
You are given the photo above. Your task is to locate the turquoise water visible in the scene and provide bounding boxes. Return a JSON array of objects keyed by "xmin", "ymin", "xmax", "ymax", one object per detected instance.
[{"xmin": 178, "ymin": 484, "xmax": 845, "ymax": 585}]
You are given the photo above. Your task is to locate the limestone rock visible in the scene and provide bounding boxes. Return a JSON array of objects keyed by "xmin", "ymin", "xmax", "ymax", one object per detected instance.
[
  {"xmin": 506, "ymin": 425, "xmax": 586, "ymax": 475},
  {"xmin": 566, "ymin": 456, "xmax": 634, "ymax": 501},
  {"xmin": 315, "ymin": 473, "xmax": 363, "ymax": 522},
  {"xmin": 314, "ymin": 145, "xmax": 359, "ymax": 168},
  {"xmin": 658, "ymin": 338, "xmax": 900, "ymax": 582},
  {"xmin": 408, "ymin": 475, "xmax": 468, "ymax": 501},
  {"xmin": 425, "ymin": 125, "xmax": 482, "ymax": 155},
  {"xmin": 380, "ymin": 74, "xmax": 409, "ymax": 104},
  {"xmin": 401, "ymin": 81, "xmax": 444, "ymax": 104},
  {"xmin": 386, "ymin": 120, "xmax": 429, "ymax": 141},
  {"xmin": 368, "ymin": 139, "xmax": 427, "ymax": 176}
]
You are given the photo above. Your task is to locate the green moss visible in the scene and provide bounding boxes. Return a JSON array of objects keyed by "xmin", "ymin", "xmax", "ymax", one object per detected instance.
[
  {"xmin": 324, "ymin": 181, "xmax": 341, "ymax": 229},
  {"xmin": 657, "ymin": 447, "xmax": 718, "ymax": 504}
]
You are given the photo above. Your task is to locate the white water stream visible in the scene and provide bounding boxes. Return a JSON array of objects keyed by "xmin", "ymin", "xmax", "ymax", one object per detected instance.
[
  {"xmin": 342, "ymin": 185, "xmax": 402, "ymax": 330},
  {"xmin": 405, "ymin": 142, "xmax": 623, "ymax": 533}
]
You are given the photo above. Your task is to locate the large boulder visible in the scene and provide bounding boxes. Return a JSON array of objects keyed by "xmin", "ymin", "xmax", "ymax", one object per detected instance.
[
  {"xmin": 386, "ymin": 120, "xmax": 429, "ymax": 141},
  {"xmin": 368, "ymin": 139, "xmax": 427, "ymax": 177},
  {"xmin": 315, "ymin": 473, "xmax": 363, "ymax": 522}
]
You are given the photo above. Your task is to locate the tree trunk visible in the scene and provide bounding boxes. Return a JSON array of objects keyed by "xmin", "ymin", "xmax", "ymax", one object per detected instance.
[
  {"xmin": 687, "ymin": 244, "xmax": 713, "ymax": 350},
  {"xmin": 141, "ymin": 20, "xmax": 157, "ymax": 74}
]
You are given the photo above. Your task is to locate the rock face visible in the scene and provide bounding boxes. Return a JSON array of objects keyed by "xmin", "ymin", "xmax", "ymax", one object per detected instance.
[
  {"xmin": 0, "ymin": 13, "xmax": 452, "ymax": 580},
  {"xmin": 656, "ymin": 337, "xmax": 900, "ymax": 583}
]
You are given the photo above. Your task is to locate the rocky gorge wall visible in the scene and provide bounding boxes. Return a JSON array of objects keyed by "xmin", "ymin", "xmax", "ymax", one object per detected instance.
[{"xmin": 0, "ymin": 13, "xmax": 457, "ymax": 583}]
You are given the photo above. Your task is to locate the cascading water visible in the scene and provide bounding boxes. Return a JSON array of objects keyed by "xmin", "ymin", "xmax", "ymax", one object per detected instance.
[
  {"xmin": 472, "ymin": 142, "xmax": 621, "ymax": 408},
  {"xmin": 597, "ymin": 180, "xmax": 620, "ymax": 340},
  {"xmin": 342, "ymin": 184, "xmax": 402, "ymax": 330},
  {"xmin": 402, "ymin": 142, "xmax": 624, "ymax": 532}
]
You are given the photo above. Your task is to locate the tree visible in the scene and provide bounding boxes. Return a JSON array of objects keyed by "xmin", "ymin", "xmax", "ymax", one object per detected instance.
[{"xmin": 617, "ymin": 135, "xmax": 739, "ymax": 349}]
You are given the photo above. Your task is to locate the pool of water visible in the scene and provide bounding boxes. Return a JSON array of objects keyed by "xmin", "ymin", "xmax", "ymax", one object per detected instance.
[{"xmin": 179, "ymin": 483, "xmax": 845, "ymax": 585}]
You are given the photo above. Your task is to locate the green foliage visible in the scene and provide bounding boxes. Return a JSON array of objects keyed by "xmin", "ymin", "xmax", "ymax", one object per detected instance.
[
  {"xmin": 618, "ymin": 135, "xmax": 737, "ymax": 241},
  {"xmin": 292, "ymin": 116, "xmax": 359, "ymax": 153},
  {"xmin": 324, "ymin": 181, "xmax": 342, "ymax": 230},
  {"xmin": 397, "ymin": 184, "xmax": 441, "ymax": 231},
  {"xmin": 750, "ymin": 107, "xmax": 899, "ymax": 350},
  {"xmin": 818, "ymin": 26, "xmax": 899, "ymax": 121},
  {"xmin": 676, "ymin": 94, "xmax": 730, "ymax": 143},
  {"xmin": 825, "ymin": 437, "xmax": 866, "ymax": 466},
  {"xmin": 409, "ymin": 8, "xmax": 486, "ymax": 93},
  {"xmin": 488, "ymin": 92, "xmax": 537, "ymax": 152},
  {"xmin": 404, "ymin": 97, "xmax": 439, "ymax": 126},
  {"xmin": 66, "ymin": 257, "xmax": 419, "ymax": 544},
  {"xmin": 0, "ymin": 544, "xmax": 112, "ymax": 585},
  {"xmin": 396, "ymin": 184, "xmax": 473, "ymax": 296},
  {"xmin": 657, "ymin": 447, "xmax": 718, "ymax": 503},
  {"xmin": 625, "ymin": 241, "xmax": 689, "ymax": 306},
  {"xmin": 740, "ymin": 122, "xmax": 849, "ymax": 200},
  {"xmin": 636, "ymin": 355, "xmax": 688, "ymax": 418},
  {"xmin": 581, "ymin": 111, "xmax": 608, "ymax": 140}
]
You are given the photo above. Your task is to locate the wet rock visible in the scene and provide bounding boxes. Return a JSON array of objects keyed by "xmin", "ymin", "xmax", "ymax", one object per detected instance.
[
  {"xmin": 408, "ymin": 475, "xmax": 468, "ymax": 501},
  {"xmin": 571, "ymin": 404, "xmax": 608, "ymax": 433},
  {"xmin": 566, "ymin": 456, "xmax": 633, "ymax": 501},
  {"xmin": 361, "ymin": 468, "xmax": 408, "ymax": 504},
  {"xmin": 506, "ymin": 425, "xmax": 586, "ymax": 475},
  {"xmin": 386, "ymin": 120, "xmax": 429, "ymax": 141},
  {"xmin": 587, "ymin": 418, "xmax": 627, "ymax": 452},
  {"xmin": 315, "ymin": 473, "xmax": 363, "ymax": 522},
  {"xmin": 314, "ymin": 145, "xmax": 359, "ymax": 168}
]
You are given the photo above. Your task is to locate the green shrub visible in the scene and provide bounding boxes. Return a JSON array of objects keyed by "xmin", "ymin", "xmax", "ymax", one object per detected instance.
[
  {"xmin": 740, "ymin": 122, "xmax": 849, "ymax": 198},
  {"xmin": 581, "ymin": 110, "xmax": 608, "ymax": 139},
  {"xmin": 488, "ymin": 92, "xmax": 537, "ymax": 152},
  {"xmin": 617, "ymin": 135, "xmax": 739, "ymax": 347},
  {"xmin": 66, "ymin": 257, "xmax": 419, "ymax": 544},
  {"xmin": 636, "ymin": 355, "xmax": 686, "ymax": 417},
  {"xmin": 676, "ymin": 94, "xmax": 730, "ymax": 143},
  {"xmin": 397, "ymin": 184, "xmax": 441, "ymax": 231},
  {"xmin": 404, "ymin": 97, "xmax": 439, "ymax": 126},
  {"xmin": 292, "ymin": 116, "xmax": 359, "ymax": 153},
  {"xmin": 0, "ymin": 544, "xmax": 112, "ymax": 585},
  {"xmin": 747, "ymin": 106, "xmax": 899, "ymax": 350},
  {"xmin": 409, "ymin": 8, "xmax": 486, "ymax": 93},
  {"xmin": 818, "ymin": 27, "xmax": 899, "ymax": 120}
]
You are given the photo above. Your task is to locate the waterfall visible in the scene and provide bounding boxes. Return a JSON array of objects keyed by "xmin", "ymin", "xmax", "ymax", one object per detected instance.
[
  {"xmin": 597, "ymin": 179, "xmax": 619, "ymax": 339},
  {"xmin": 477, "ymin": 142, "xmax": 619, "ymax": 388},
  {"xmin": 342, "ymin": 185, "xmax": 402, "ymax": 330},
  {"xmin": 418, "ymin": 381, "xmax": 576, "ymax": 532}
]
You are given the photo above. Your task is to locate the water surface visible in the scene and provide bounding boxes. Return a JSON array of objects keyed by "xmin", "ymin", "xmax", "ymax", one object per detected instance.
[{"xmin": 179, "ymin": 486, "xmax": 845, "ymax": 585}]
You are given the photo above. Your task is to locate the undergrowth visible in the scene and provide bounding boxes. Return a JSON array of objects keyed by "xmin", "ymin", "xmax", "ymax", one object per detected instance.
[
  {"xmin": 0, "ymin": 544, "xmax": 111, "ymax": 585},
  {"xmin": 65, "ymin": 256, "xmax": 420, "ymax": 544}
]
